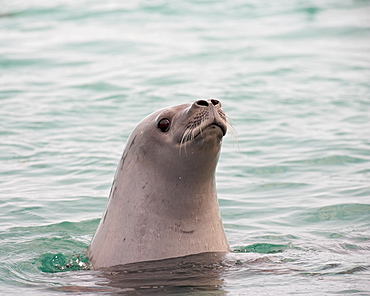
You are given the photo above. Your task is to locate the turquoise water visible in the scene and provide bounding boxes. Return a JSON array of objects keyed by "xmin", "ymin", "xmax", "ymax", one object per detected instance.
[{"xmin": 1, "ymin": 0, "xmax": 370, "ymax": 294}]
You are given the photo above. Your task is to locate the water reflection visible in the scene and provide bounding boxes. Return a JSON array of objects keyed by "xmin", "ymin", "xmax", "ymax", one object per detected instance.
[{"xmin": 95, "ymin": 252, "xmax": 227, "ymax": 295}]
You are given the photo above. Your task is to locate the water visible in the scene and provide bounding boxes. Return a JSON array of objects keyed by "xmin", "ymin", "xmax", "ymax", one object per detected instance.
[{"xmin": 1, "ymin": 0, "xmax": 370, "ymax": 294}]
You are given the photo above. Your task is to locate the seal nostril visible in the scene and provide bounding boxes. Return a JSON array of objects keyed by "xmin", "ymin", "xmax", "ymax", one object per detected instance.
[
  {"xmin": 196, "ymin": 100, "xmax": 209, "ymax": 107},
  {"xmin": 211, "ymin": 99, "xmax": 220, "ymax": 106}
]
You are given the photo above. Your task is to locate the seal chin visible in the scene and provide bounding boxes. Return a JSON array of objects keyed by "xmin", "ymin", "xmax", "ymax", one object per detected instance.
[
  {"xmin": 203, "ymin": 122, "xmax": 226, "ymax": 137},
  {"xmin": 179, "ymin": 123, "xmax": 226, "ymax": 146},
  {"xmin": 192, "ymin": 124, "xmax": 223, "ymax": 142}
]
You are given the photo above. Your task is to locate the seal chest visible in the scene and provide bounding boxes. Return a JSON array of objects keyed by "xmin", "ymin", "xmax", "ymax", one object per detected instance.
[{"xmin": 88, "ymin": 99, "xmax": 230, "ymax": 269}]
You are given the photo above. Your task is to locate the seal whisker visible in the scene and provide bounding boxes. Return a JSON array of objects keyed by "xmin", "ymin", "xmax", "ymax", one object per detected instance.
[
  {"xmin": 179, "ymin": 125, "xmax": 193, "ymax": 155},
  {"xmin": 225, "ymin": 115, "xmax": 239, "ymax": 151}
]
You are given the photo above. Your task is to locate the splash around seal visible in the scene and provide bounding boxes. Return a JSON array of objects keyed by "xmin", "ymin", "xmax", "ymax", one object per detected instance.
[{"xmin": 88, "ymin": 99, "xmax": 230, "ymax": 269}]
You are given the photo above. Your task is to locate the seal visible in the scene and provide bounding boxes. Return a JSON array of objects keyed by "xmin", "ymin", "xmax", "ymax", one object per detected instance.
[{"xmin": 88, "ymin": 99, "xmax": 230, "ymax": 269}]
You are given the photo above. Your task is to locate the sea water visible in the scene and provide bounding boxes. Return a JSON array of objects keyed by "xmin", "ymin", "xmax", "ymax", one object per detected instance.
[{"xmin": 0, "ymin": 0, "xmax": 369, "ymax": 295}]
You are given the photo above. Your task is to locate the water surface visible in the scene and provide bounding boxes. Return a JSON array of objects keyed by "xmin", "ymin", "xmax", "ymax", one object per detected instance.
[{"xmin": 1, "ymin": 0, "xmax": 370, "ymax": 295}]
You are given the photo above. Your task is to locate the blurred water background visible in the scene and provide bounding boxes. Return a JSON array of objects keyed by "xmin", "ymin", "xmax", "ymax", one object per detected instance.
[{"xmin": 1, "ymin": 0, "xmax": 370, "ymax": 295}]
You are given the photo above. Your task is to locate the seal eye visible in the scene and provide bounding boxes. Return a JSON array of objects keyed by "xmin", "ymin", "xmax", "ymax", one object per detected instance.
[{"xmin": 158, "ymin": 118, "xmax": 170, "ymax": 132}]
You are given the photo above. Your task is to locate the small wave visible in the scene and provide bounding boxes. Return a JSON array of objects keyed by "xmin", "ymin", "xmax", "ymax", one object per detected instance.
[
  {"xmin": 308, "ymin": 203, "xmax": 370, "ymax": 222},
  {"xmin": 233, "ymin": 243, "xmax": 292, "ymax": 254},
  {"xmin": 36, "ymin": 253, "xmax": 90, "ymax": 273}
]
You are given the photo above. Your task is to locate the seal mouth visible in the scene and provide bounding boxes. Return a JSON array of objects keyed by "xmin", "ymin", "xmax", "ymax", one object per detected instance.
[
  {"xmin": 194, "ymin": 122, "xmax": 226, "ymax": 139},
  {"xmin": 179, "ymin": 119, "xmax": 227, "ymax": 146}
]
